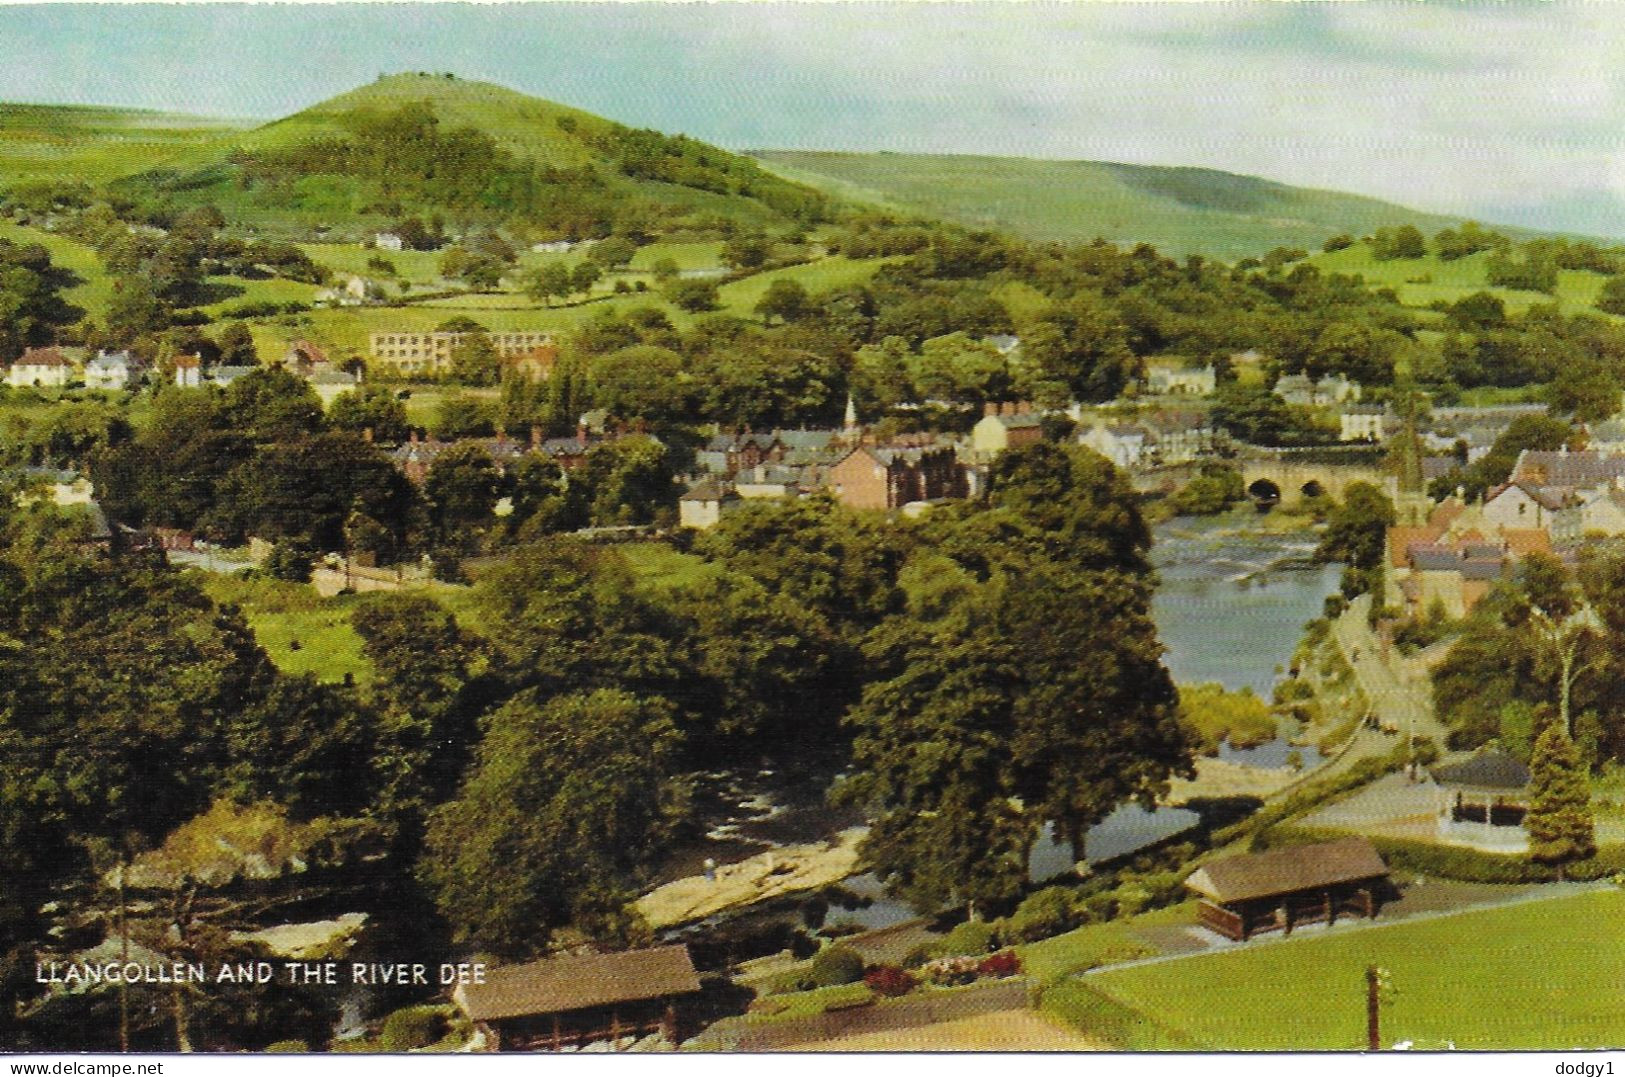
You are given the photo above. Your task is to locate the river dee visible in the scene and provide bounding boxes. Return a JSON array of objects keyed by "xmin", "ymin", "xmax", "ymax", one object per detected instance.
[{"xmin": 1150, "ymin": 514, "xmax": 1342, "ymax": 696}]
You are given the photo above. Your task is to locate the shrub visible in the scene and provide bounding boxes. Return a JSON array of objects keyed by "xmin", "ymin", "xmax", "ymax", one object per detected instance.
[
  {"xmin": 377, "ymin": 1006, "xmax": 445, "ymax": 1051},
  {"xmin": 1005, "ymin": 887, "xmax": 1077, "ymax": 943},
  {"xmin": 901, "ymin": 943, "xmax": 937, "ymax": 969},
  {"xmin": 767, "ymin": 970, "xmax": 816, "ymax": 995},
  {"xmin": 978, "ymin": 950, "xmax": 1021, "ymax": 978},
  {"xmin": 1080, "ymin": 892, "xmax": 1119, "ymax": 923},
  {"xmin": 809, "ymin": 944, "xmax": 865, "ymax": 987},
  {"xmin": 264, "ymin": 1040, "xmax": 307, "ymax": 1053},
  {"xmin": 939, "ymin": 918, "xmax": 999, "ymax": 956},
  {"xmin": 1111, "ymin": 883, "xmax": 1153, "ymax": 918},
  {"xmin": 863, "ymin": 965, "xmax": 917, "ymax": 998},
  {"xmin": 922, "ymin": 954, "xmax": 983, "ymax": 987}
]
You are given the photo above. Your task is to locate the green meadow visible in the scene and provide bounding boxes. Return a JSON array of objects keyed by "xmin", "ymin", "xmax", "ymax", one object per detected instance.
[
  {"xmin": 1308, "ymin": 241, "xmax": 1612, "ymax": 315},
  {"xmin": 1079, "ymin": 888, "xmax": 1625, "ymax": 1050}
]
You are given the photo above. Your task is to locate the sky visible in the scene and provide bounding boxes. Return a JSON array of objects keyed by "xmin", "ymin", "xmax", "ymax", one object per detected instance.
[{"xmin": 4, "ymin": 1, "xmax": 1625, "ymax": 235}]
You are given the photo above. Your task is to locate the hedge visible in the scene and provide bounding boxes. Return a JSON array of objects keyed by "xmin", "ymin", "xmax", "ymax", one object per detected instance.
[
  {"xmin": 1264, "ymin": 824, "xmax": 1625, "ymax": 883},
  {"xmin": 1040, "ymin": 981, "xmax": 1199, "ymax": 1051}
]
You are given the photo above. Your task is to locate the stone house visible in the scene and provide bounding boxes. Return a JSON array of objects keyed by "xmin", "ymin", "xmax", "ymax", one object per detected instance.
[
  {"xmin": 1079, "ymin": 423, "xmax": 1151, "ymax": 470},
  {"xmin": 970, "ymin": 402, "xmax": 1044, "ymax": 456}
]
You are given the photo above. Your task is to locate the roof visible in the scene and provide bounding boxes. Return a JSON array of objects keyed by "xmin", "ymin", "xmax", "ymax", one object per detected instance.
[
  {"xmin": 982, "ymin": 413, "xmax": 1042, "ymax": 430},
  {"xmin": 16, "ymin": 346, "xmax": 69, "ymax": 367},
  {"xmin": 1388, "ymin": 525, "xmax": 1444, "ymax": 568},
  {"xmin": 680, "ymin": 479, "xmax": 738, "ymax": 502},
  {"xmin": 457, "ymin": 945, "xmax": 700, "ymax": 1022},
  {"xmin": 1513, "ymin": 450, "xmax": 1625, "ymax": 489},
  {"xmin": 1184, "ymin": 837, "xmax": 1389, "ymax": 905},
  {"xmin": 1431, "ymin": 750, "xmax": 1531, "ymax": 790}
]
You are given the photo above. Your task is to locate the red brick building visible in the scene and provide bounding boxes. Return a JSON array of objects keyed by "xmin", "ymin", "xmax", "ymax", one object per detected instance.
[{"xmin": 827, "ymin": 445, "xmax": 967, "ymax": 510}]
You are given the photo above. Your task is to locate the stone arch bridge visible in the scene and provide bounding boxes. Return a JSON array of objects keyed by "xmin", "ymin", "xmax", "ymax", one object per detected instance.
[{"xmin": 1134, "ymin": 446, "xmax": 1396, "ymax": 507}]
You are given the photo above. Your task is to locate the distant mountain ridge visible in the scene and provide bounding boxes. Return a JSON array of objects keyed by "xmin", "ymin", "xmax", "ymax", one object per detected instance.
[{"xmin": 754, "ymin": 150, "xmax": 1533, "ymax": 260}]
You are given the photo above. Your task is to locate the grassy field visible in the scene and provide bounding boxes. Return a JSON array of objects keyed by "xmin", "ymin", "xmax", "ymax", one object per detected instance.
[
  {"xmin": 758, "ymin": 150, "xmax": 1482, "ymax": 261},
  {"xmin": 0, "ymin": 103, "xmax": 249, "ymax": 185},
  {"xmin": 614, "ymin": 541, "xmax": 721, "ymax": 594},
  {"xmin": 1084, "ymin": 888, "xmax": 1625, "ymax": 1050},
  {"xmin": 198, "ymin": 574, "xmax": 372, "ymax": 685},
  {"xmin": 1015, "ymin": 901, "xmax": 1194, "ymax": 984},
  {"xmin": 1308, "ymin": 241, "xmax": 1612, "ymax": 315}
]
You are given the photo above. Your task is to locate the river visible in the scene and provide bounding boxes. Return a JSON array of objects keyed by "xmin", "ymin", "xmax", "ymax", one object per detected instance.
[{"xmin": 1150, "ymin": 513, "xmax": 1342, "ymax": 695}]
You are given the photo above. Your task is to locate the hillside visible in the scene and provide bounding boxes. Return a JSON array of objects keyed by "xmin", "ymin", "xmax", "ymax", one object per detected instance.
[
  {"xmin": 0, "ymin": 103, "xmax": 250, "ymax": 187},
  {"xmin": 4, "ymin": 75, "xmax": 826, "ymax": 240},
  {"xmin": 1308, "ymin": 240, "xmax": 1610, "ymax": 316},
  {"xmin": 756, "ymin": 150, "xmax": 1486, "ymax": 261}
]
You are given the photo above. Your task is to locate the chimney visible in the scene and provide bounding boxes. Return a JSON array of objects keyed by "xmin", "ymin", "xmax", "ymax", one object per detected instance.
[
  {"xmin": 363, "ymin": 426, "xmax": 374, "ymax": 444},
  {"xmin": 1016, "ymin": 401, "xmax": 1031, "ymax": 416},
  {"xmin": 409, "ymin": 429, "xmax": 419, "ymax": 445},
  {"xmin": 577, "ymin": 420, "xmax": 588, "ymax": 443},
  {"xmin": 984, "ymin": 401, "xmax": 998, "ymax": 418},
  {"xmin": 531, "ymin": 424, "xmax": 543, "ymax": 450},
  {"xmin": 1002, "ymin": 401, "xmax": 1016, "ymax": 417}
]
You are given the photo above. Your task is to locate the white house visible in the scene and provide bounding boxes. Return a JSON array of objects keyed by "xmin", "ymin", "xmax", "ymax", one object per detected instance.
[
  {"xmin": 1340, "ymin": 403, "xmax": 1388, "ymax": 443},
  {"xmin": 6, "ymin": 347, "xmax": 72, "ymax": 389},
  {"xmin": 1482, "ymin": 481, "xmax": 1581, "ymax": 542},
  {"xmin": 84, "ymin": 349, "xmax": 138, "ymax": 391},
  {"xmin": 1147, "ymin": 364, "xmax": 1217, "ymax": 397},
  {"xmin": 374, "ymin": 232, "xmax": 405, "ymax": 252},
  {"xmin": 679, "ymin": 479, "xmax": 741, "ymax": 530},
  {"xmin": 1079, "ymin": 423, "xmax": 1151, "ymax": 470}
]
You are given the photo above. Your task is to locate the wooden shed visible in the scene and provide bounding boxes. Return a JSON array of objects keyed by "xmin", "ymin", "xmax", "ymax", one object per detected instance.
[
  {"xmin": 1184, "ymin": 837, "xmax": 1391, "ymax": 942},
  {"xmin": 454, "ymin": 944, "xmax": 701, "ymax": 1052}
]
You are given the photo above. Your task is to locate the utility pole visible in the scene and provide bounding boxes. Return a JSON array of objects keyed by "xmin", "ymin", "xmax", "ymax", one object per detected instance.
[{"xmin": 1366, "ymin": 964, "xmax": 1381, "ymax": 1051}]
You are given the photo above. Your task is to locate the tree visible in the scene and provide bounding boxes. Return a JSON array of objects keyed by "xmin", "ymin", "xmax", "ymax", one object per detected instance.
[
  {"xmin": 423, "ymin": 442, "xmax": 503, "ymax": 539},
  {"xmin": 588, "ymin": 345, "xmax": 686, "ymax": 423},
  {"xmin": 220, "ymin": 368, "xmax": 325, "ymax": 443},
  {"xmin": 326, "ymin": 385, "xmax": 410, "ymax": 443},
  {"xmin": 1021, "ymin": 292, "xmax": 1138, "ymax": 404},
  {"xmin": 839, "ymin": 559, "xmax": 1192, "ymax": 913},
  {"xmin": 665, "ymin": 277, "xmax": 719, "ymax": 313},
  {"xmin": 523, "ymin": 261, "xmax": 573, "ymax": 307},
  {"xmin": 1315, "ymin": 483, "xmax": 1395, "ymax": 573},
  {"xmin": 214, "ymin": 322, "xmax": 258, "ymax": 366},
  {"xmin": 1370, "ymin": 225, "xmax": 1426, "ymax": 260},
  {"xmin": 449, "ymin": 331, "xmax": 503, "ymax": 386},
  {"xmin": 570, "ymin": 260, "xmax": 602, "ymax": 298},
  {"xmin": 419, "ymin": 689, "xmax": 681, "ymax": 955},
  {"xmin": 1596, "ymin": 275, "xmax": 1625, "ymax": 317},
  {"xmin": 351, "ymin": 593, "xmax": 488, "ymax": 842},
  {"xmin": 1525, "ymin": 721, "xmax": 1595, "ymax": 876},
  {"xmin": 588, "ymin": 237, "xmax": 637, "ymax": 270},
  {"xmin": 755, "ymin": 278, "xmax": 811, "ymax": 324},
  {"xmin": 722, "ymin": 234, "xmax": 771, "ymax": 270}
]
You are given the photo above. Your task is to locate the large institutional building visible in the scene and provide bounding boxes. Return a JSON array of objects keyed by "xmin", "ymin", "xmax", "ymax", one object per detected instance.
[{"xmin": 368, "ymin": 330, "xmax": 556, "ymax": 376}]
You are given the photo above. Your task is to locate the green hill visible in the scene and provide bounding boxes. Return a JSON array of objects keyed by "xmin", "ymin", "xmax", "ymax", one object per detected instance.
[
  {"xmin": 0, "ymin": 103, "xmax": 250, "ymax": 186},
  {"xmin": 755, "ymin": 150, "xmax": 1485, "ymax": 261},
  {"xmin": 2, "ymin": 75, "xmax": 827, "ymax": 240}
]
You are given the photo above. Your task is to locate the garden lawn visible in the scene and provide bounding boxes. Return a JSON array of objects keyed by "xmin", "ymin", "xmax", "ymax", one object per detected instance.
[
  {"xmin": 1016, "ymin": 901, "xmax": 1192, "ymax": 984},
  {"xmin": 1086, "ymin": 888, "xmax": 1625, "ymax": 1050},
  {"xmin": 199, "ymin": 574, "xmax": 372, "ymax": 685}
]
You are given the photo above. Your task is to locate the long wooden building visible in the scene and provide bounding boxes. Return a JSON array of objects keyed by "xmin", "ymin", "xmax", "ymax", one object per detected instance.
[
  {"xmin": 1184, "ymin": 837, "xmax": 1391, "ymax": 942},
  {"xmin": 454, "ymin": 944, "xmax": 701, "ymax": 1051}
]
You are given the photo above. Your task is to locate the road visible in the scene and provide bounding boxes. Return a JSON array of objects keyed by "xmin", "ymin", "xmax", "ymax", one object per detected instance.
[{"xmin": 1333, "ymin": 594, "xmax": 1445, "ymax": 747}]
